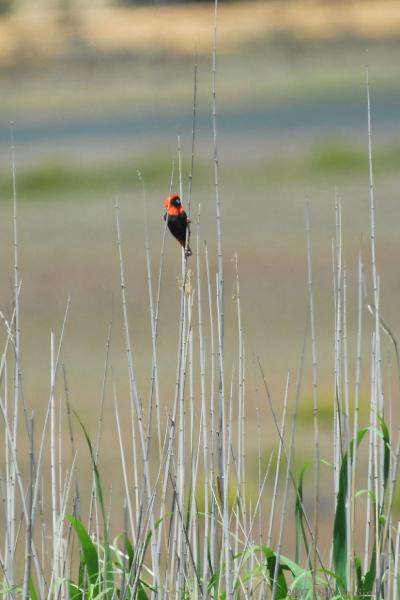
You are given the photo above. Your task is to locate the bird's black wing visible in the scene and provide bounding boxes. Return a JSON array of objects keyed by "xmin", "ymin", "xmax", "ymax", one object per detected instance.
[{"xmin": 167, "ymin": 212, "xmax": 188, "ymax": 244}]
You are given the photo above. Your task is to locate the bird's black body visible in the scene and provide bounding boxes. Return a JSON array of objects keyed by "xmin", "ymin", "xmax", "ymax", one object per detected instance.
[{"xmin": 164, "ymin": 211, "xmax": 189, "ymax": 245}]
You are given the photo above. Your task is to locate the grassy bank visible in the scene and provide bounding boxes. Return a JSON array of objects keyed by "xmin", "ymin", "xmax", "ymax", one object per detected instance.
[{"xmin": 2, "ymin": 139, "xmax": 400, "ymax": 199}]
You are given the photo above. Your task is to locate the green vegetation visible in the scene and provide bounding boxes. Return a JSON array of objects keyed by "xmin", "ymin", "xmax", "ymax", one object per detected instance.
[
  {"xmin": 0, "ymin": 0, "xmax": 12, "ymax": 15},
  {"xmin": 2, "ymin": 140, "xmax": 400, "ymax": 200}
]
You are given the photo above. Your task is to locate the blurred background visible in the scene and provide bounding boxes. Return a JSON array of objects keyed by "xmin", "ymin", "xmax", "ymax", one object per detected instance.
[{"xmin": 0, "ymin": 0, "xmax": 400, "ymax": 547}]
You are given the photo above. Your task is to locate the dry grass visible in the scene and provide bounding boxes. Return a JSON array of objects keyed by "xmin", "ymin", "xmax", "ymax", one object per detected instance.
[{"xmin": 1, "ymin": 0, "xmax": 400, "ymax": 67}]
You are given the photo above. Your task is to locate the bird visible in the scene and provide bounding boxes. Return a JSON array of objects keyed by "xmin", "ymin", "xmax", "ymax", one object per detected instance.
[{"xmin": 163, "ymin": 194, "xmax": 192, "ymax": 257}]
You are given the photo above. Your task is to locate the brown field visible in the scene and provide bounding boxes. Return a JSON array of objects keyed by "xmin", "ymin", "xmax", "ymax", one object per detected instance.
[{"xmin": 1, "ymin": 0, "xmax": 400, "ymax": 68}]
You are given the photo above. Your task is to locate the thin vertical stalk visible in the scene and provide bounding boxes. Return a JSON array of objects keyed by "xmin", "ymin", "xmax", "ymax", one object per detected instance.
[
  {"xmin": 204, "ymin": 241, "xmax": 217, "ymax": 573},
  {"xmin": 176, "ymin": 135, "xmax": 189, "ymax": 590},
  {"xmin": 212, "ymin": 0, "xmax": 225, "ymax": 529},
  {"xmin": 116, "ymin": 202, "xmax": 146, "ymax": 455},
  {"xmin": 140, "ymin": 172, "xmax": 162, "ymax": 459},
  {"xmin": 216, "ymin": 275, "xmax": 229, "ymax": 595},
  {"xmin": 88, "ymin": 324, "xmax": 112, "ymax": 532},
  {"xmin": 373, "ymin": 285, "xmax": 381, "ymax": 597},
  {"xmin": 212, "ymin": 0, "xmax": 223, "ymax": 339},
  {"xmin": 380, "ymin": 433, "xmax": 400, "ymax": 568},
  {"xmin": 241, "ymin": 340, "xmax": 247, "ymax": 534},
  {"xmin": 256, "ymin": 404, "xmax": 263, "ymax": 549},
  {"xmin": 364, "ymin": 333, "xmax": 375, "ymax": 571},
  {"xmin": 366, "ymin": 67, "xmax": 383, "ymax": 594},
  {"xmin": 129, "ymin": 389, "xmax": 140, "ymax": 543},
  {"xmin": 114, "ymin": 390, "xmax": 135, "ymax": 543},
  {"xmin": 57, "ymin": 393, "xmax": 63, "ymax": 531},
  {"xmin": 272, "ymin": 381, "xmax": 294, "ymax": 600},
  {"xmin": 333, "ymin": 196, "xmax": 343, "ymax": 505},
  {"xmin": 222, "ymin": 358, "xmax": 234, "ymax": 597},
  {"xmin": 342, "ymin": 264, "xmax": 352, "ymax": 589},
  {"xmin": 50, "ymin": 333, "xmax": 59, "ymax": 597},
  {"xmin": 196, "ymin": 204, "xmax": 209, "ymax": 592},
  {"xmin": 293, "ymin": 306, "xmax": 310, "ymax": 567},
  {"xmin": 393, "ymin": 522, "xmax": 400, "ymax": 600},
  {"xmin": 153, "ymin": 160, "xmax": 175, "ymax": 361},
  {"xmin": 366, "ymin": 65, "xmax": 378, "ymax": 311},
  {"xmin": 350, "ymin": 250, "xmax": 363, "ymax": 594},
  {"xmin": 4, "ymin": 359, "xmax": 12, "ymax": 598},
  {"xmin": 306, "ymin": 205, "xmax": 320, "ymax": 591},
  {"xmin": 267, "ymin": 374, "xmax": 289, "ymax": 547},
  {"xmin": 187, "ymin": 58, "xmax": 197, "ymax": 217},
  {"xmin": 22, "ymin": 413, "xmax": 34, "ymax": 600},
  {"xmin": 234, "ymin": 253, "xmax": 246, "ymax": 538},
  {"xmin": 9, "ymin": 121, "xmax": 19, "ymax": 593},
  {"xmin": 343, "ymin": 262, "xmax": 350, "ymax": 448}
]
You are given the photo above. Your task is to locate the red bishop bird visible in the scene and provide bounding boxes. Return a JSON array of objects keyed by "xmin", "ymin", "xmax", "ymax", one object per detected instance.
[{"xmin": 164, "ymin": 194, "xmax": 192, "ymax": 257}]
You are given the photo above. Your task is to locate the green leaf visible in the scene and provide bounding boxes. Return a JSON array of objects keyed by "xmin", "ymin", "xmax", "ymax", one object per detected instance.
[
  {"xmin": 260, "ymin": 546, "xmax": 288, "ymax": 599},
  {"xmin": 363, "ymin": 545, "xmax": 376, "ymax": 598},
  {"xmin": 67, "ymin": 515, "xmax": 100, "ymax": 596},
  {"xmin": 118, "ymin": 533, "xmax": 134, "ymax": 570},
  {"xmin": 378, "ymin": 417, "xmax": 390, "ymax": 513},
  {"xmin": 73, "ymin": 411, "xmax": 114, "ymax": 597},
  {"xmin": 333, "ymin": 427, "xmax": 368, "ymax": 593},
  {"xmin": 295, "ymin": 462, "xmax": 310, "ymax": 564},
  {"xmin": 278, "ymin": 555, "xmax": 315, "ymax": 596},
  {"xmin": 354, "ymin": 555, "xmax": 362, "ymax": 595},
  {"xmin": 29, "ymin": 577, "xmax": 39, "ymax": 600},
  {"xmin": 137, "ymin": 581, "xmax": 150, "ymax": 599},
  {"xmin": 68, "ymin": 580, "xmax": 83, "ymax": 600},
  {"xmin": 78, "ymin": 556, "xmax": 85, "ymax": 592},
  {"xmin": 207, "ymin": 569, "xmax": 219, "ymax": 594},
  {"xmin": 255, "ymin": 545, "xmax": 316, "ymax": 596}
]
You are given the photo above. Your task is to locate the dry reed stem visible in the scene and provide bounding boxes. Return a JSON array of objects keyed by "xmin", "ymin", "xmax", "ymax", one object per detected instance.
[{"xmin": 305, "ymin": 205, "xmax": 320, "ymax": 593}]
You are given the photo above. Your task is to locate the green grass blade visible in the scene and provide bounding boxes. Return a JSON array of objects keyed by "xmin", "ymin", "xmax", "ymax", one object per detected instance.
[
  {"xmin": 333, "ymin": 453, "xmax": 348, "ymax": 592},
  {"xmin": 295, "ymin": 462, "xmax": 311, "ymax": 564},
  {"xmin": 78, "ymin": 555, "xmax": 85, "ymax": 593},
  {"xmin": 68, "ymin": 580, "xmax": 83, "ymax": 600},
  {"xmin": 363, "ymin": 544, "xmax": 376, "ymax": 598},
  {"xmin": 28, "ymin": 576, "xmax": 38, "ymax": 600},
  {"xmin": 333, "ymin": 427, "xmax": 368, "ymax": 593},
  {"xmin": 67, "ymin": 515, "xmax": 100, "ymax": 596},
  {"xmin": 256, "ymin": 545, "xmax": 316, "ymax": 595},
  {"xmin": 378, "ymin": 417, "xmax": 390, "ymax": 508},
  {"xmin": 137, "ymin": 581, "xmax": 150, "ymax": 599},
  {"xmin": 207, "ymin": 570, "xmax": 219, "ymax": 595},
  {"xmin": 119, "ymin": 533, "xmax": 134, "ymax": 570},
  {"xmin": 73, "ymin": 410, "xmax": 114, "ymax": 597},
  {"xmin": 354, "ymin": 555, "xmax": 362, "ymax": 594},
  {"xmin": 260, "ymin": 546, "xmax": 288, "ymax": 599}
]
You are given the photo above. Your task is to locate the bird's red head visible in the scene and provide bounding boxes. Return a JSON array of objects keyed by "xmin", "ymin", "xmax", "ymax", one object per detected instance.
[{"xmin": 164, "ymin": 194, "xmax": 184, "ymax": 216}]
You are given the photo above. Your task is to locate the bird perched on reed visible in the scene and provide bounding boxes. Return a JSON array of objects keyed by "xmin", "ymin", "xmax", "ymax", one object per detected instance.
[{"xmin": 163, "ymin": 194, "xmax": 192, "ymax": 257}]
